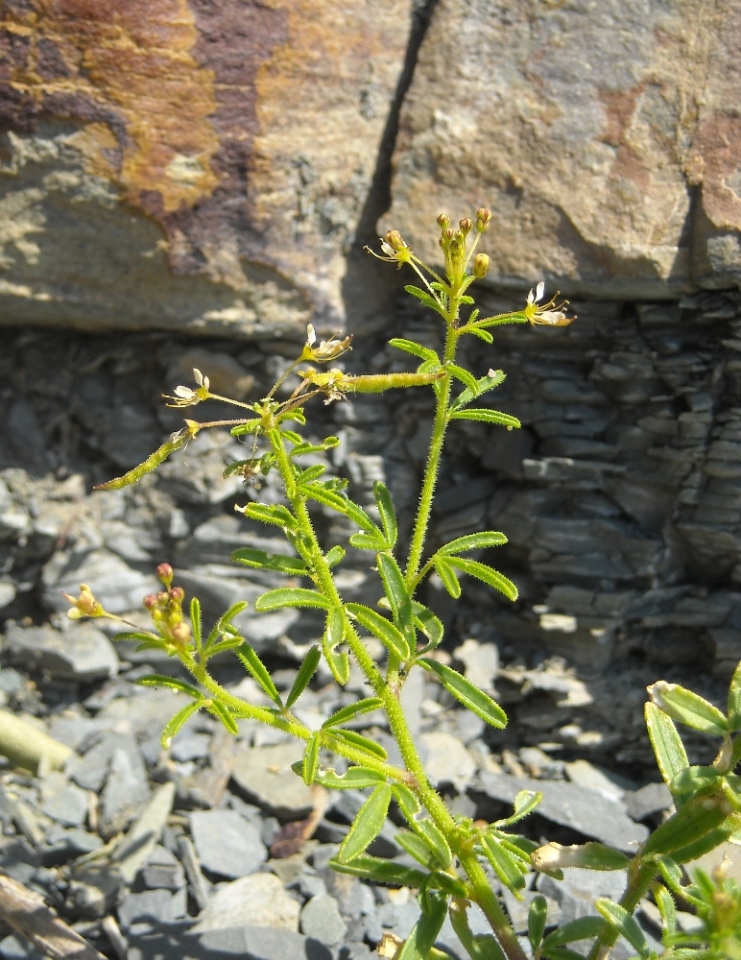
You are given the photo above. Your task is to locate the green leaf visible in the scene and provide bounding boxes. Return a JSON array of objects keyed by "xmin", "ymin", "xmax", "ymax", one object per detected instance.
[
  {"xmin": 430, "ymin": 871, "xmax": 468, "ymax": 899},
  {"xmin": 466, "ymin": 327, "xmax": 494, "ymax": 344},
  {"xmin": 330, "ymin": 854, "xmax": 429, "ymax": 888},
  {"xmin": 331, "ymin": 729, "xmax": 388, "ymax": 762},
  {"xmin": 418, "ymin": 658, "xmax": 508, "ymax": 729},
  {"xmin": 190, "ymin": 597, "xmax": 202, "ymax": 654},
  {"xmin": 528, "ymin": 895, "xmax": 549, "ymax": 951},
  {"xmin": 645, "ymin": 702, "xmax": 689, "ymax": 789},
  {"xmin": 395, "ymin": 829, "xmax": 432, "ymax": 866},
  {"xmin": 446, "ymin": 363, "xmax": 480, "ymax": 396},
  {"xmin": 207, "ymin": 636, "xmax": 250, "ymax": 657},
  {"xmin": 449, "ymin": 370, "xmax": 506, "ymax": 411},
  {"xmin": 494, "ymin": 789, "xmax": 543, "ymax": 827},
  {"xmin": 449, "ymin": 902, "xmax": 507, "ymax": 960},
  {"xmin": 243, "ymin": 502, "xmax": 297, "ymax": 529},
  {"xmin": 388, "ymin": 337, "xmax": 439, "ymax": 363},
  {"xmin": 373, "ymin": 481, "xmax": 398, "ymax": 549},
  {"xmin": 541, "ymin": 916, "xmax": 606, "ymax": 949},
  {"xmin": 231, "ymin": 547, "xmax": 307, "ymax": 575},
  {"xmin": 136, "ymin": 674, "xmax": 203, "ymax": 699},
  {"xmin": 447, "ymin": 556, "xmax": 518, "ymax": 601},
  {"xmin": 112, "ymin": 630, "xmax": 160, "ymax": 645},
  {"xmin": 449, "ymin": 408, "xmax": 521, "ymax": 429},
  {"xmin": 236, "ymin": 643, "xmax": 282, "ymax": 708},
  {"xmin": 325, "ymin": 608, "xmax": 344, "ymax": 650},
  {"xmin": 654, "ymin": 884, "xmax": 676, "ymax": 937},
  {"xmin": 296, "ymin": 464, "xmax": 326, "ymax": 485},
  {"xmin": 415, "ymin": 819, "xmax": 452, "ymax": 868},
  {"xmin": 322, "ymin": 697, "xmax": 384, "ymax": 729},
  {"xmin": 345, "ymin": 602, "xmax": 410, "ymax": 660},
  {"xmin": 648, "ymin": 681, "xmax": 729, "ymax": 736},
  {"xmin": 337, "ymin": 783, "xmax": 393, "ymax": 862},
  {"xmin": 481, "ymin": 834, "xmax": 527, "ymax": 895},
  {"xmin": 230, "ymin": 419, "xmax": 262, "ymax": 436},
  {"xmin": 325, "ymin": 545, "xmax": 345, "ymax": 568},
  {"xmin": 344, "ymin": 499, "xmax": 384, "ymax": 535},
  {"xmin": 289, "ymin": 436, "xmax": 340, "ymax": 457},
  {"xmin": 162, "ymin": 700, "xmax": 203, "ymax": 749},
  {"xmin": 299, "ymin": 482, "xmax": 349, "ymax": 512},
  {"xmin": 594, "ymin": 899, "xmax": 649, "ymax": 958},
  {"xmin": 412, "ymin": 602, "xmax": 444, "ymax": 652},
  {"xmin": 286, "ymin": 646, "xmax": 321, "ymax": 708},
  {"xmin": 322, "ymin": 636, "xmax": 350, "ymax": 686},
  {"xmin": 208, "ymin": 699, "xmax": 239, "ymax": 736},
  {"xmin": 402, "ymin": 285, "xmax": 445, "ymax": 314},
  {"xmin": 437, "ymin": 531, "xmax": 508, "ymax": 555},
  {"xmin": 349, "ymin": 532, "xmax": 389, "ymax": 551},
  {"xmin": 303, "ymin": 733, "xmax": 320, "ymax": 785},
  {"xmin": 729, "ymin": 661, "xmax": 741, "ymax": 731},
  {"xmin": 432, "ymin": 556, "xmax": 461, "ymax": 598},
  {"xmin": 376, "ymin": 554, "xmax": 414, "ymax": 650},
  {"xmin": 397, "ymin": 891, "xmax": 448, "ymax": 960},
  {"xmin": 313, "ymin": 766, "xmax": 386, "ymax": 790},
  {"xmin": 254, "ymin": 588, "xmax": 331, "ymax": 612},
  {"xmin": 643, "ymin": 790, "xmax": 732, "ymax": 857}
]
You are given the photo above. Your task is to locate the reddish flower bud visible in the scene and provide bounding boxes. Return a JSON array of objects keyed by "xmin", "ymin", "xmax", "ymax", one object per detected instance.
[
  {"xmin": 476, "ymin": 207, "xmax": 492, "ymax": 231},
  {"xmin": 143, "ymin": 594, "xmax": 159, "ymax": 610},
  {"xmin": 156, "ymin": 563, "xmax": 174, "ymax": 586},
  {"xmin": 473, "ymin": 253, "xmax": 490, "ymax": 278},
  {"xmin": 170, "ymin": 622, "xmax": 191, "ymax": 647},
  {"xmin": 459, "ymin": 217, "xmax": 473, "ymax": 235},
  {"xmin": 437, "ymin": 213, "xmax": 450, "ymax": 228},
  {"xmin": 169, "ymin": 586, "xmax": 185, "ymax": 603}
]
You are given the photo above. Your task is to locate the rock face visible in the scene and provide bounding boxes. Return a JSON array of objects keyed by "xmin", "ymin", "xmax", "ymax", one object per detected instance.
[
  {"xmin": 0, "ymin": 0, "xmax": 413, "ymax": 335},
  {"xmin": 385, "ymin": 0, "xmax": 740, "ymax": 298}
]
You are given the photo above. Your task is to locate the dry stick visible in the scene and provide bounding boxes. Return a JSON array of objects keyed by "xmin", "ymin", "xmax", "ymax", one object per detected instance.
[{"xmin": 0, "ymin": 868, "xmax": 105, "ymax": 960}]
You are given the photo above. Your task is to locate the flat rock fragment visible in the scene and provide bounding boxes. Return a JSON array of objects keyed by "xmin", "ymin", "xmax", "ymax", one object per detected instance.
[
  {"xmin": 231, "ymin": 741, "xmax": 314, "ymax": 820},
  {"xmin": 189, "ymin": 810, "xmax": 266, "ymax": 880},
  {"xmin": 192, "ymin": 873, "xmax": 300, "ymax": 933}
]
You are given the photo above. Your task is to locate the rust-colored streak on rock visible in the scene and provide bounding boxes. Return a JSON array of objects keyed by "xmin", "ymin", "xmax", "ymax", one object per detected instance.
[{"xmin": 0, "ymin": 0, "xmax": 221, "ymax": 211}]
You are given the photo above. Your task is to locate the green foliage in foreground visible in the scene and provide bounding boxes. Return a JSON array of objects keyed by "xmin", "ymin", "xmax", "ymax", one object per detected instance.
[{"xmin": 65, "ymin": 212, "xmax": 741, "ymax": 960}]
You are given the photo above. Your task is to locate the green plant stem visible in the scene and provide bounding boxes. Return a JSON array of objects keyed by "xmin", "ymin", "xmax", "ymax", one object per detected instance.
[
  {"xmin": 585, "ymin": 860, "xmax": 657, "ymax": 960},
  {"xmin": 405, "ymin": 324, "xmax": 457, "ymax": 586},
  {"xmin": 459, "ymin": 849, "xmax": 528, "ymax": 960}
]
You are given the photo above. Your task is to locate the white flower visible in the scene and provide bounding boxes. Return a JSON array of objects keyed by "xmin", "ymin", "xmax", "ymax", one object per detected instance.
[
  {"xmin": 525, "ymin": 282, "xmax": 574, "ymax": 326},
  {"xmin": 165, "ymin": 368, "xmax": 210, "ymax": 407},
  {"xmin": 301, "ymin": 325, "xmax": 352, "ymax": 363}
]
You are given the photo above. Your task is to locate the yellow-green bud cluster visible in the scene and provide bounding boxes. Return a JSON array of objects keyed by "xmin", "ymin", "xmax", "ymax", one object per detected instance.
[{"xmin": 144, "ymin": 567, "xmax": 191, "ymax": 650}]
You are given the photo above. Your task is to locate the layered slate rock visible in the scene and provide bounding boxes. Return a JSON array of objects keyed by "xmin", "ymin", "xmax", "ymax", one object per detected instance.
[
  {"xmin": 385, "ymin": 0, "xmax": 740, "ymax": 297},
  {"xmin": 0, "ymin": 0, "xmax": 413, "ymax": 335}
]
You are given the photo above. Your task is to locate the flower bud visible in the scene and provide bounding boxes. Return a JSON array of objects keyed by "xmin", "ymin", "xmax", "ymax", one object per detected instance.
[
  {"xmin": 476, "ymin": 207, "xmax": 492, "ymax": 231},
  {"xmin": 384, "ymin": 230, "xmax": 406, "ymax": 252},
  {"xmin": 473, "ymin": 253, "xmax": 490, "ymax": 278},
  {"xmin": 171, "ymin": 622, "xmax": 191, "ymax": 647},
  {"xmin": 437, "ymin": 213, "xmax": 450, "ymax": 228},
  {"xmin": 443, "ymin": 228, "xmax": 455, "ymax": 241},
  {"xmin": 156, "ymin": 563, "xmax": 174, "ymax": 587},
  {"xmin": 459, "ymin": 217, "xmax": 473, "ymax": 235},
  {"xmin": 169, "ymin": 586, "xmax": 185, "ymax": 603},
  {"xmin": 143, "ymin": 594, "xmax": 159, "ymax": 610}
]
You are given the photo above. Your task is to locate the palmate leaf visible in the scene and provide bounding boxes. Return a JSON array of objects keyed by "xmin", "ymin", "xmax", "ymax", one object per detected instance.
[
  {"xmin": 418, "ymin": 658, "xmax": 508, "ymax": 729},
  {"xmin": 337, "ymin": 783, "xmax": 393, "ymax": 862}
]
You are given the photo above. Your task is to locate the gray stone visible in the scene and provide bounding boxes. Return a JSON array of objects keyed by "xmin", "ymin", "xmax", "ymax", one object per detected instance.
[
  {"xmin": 232, "ymin": 742, "xmax": 314, "ymax": 820},
  {"xmin": 192, "ymin": 873, "xmax": 300, "ymax": 932},
  {"xmin": 625, "ymin": 782, "xmax": 673, "ymax": 822},
  {"xmin": 100, "ymin": 744, "xmax": 151, "ymax": 838},
  {"xmin": 5, "ymin": 621, "xmax": 118, "ymax": 682},
  {"xmin": 114, "ymin": 782, "xmax": 177, "ymax": 884},
  {"xmin": 300, "ymin": 894, "xmax": 347, "ymax": 947},
  {"xmin": 40, "ymin": 782, "xmax": 88, "ymax": 827},
  {"xmin": 44, "ymin": 547, "xmax": 159, "ymax": 616},
  {"xmin": 127, "ymin": 924, "xmax": 333, "ymax": 960},
  {"xmin": 189, "ymin": 810, "xmax": 266, "ymax": 880},
  {"xmin": 454, "ymin": 638, "xmax": 499, "ymax": 692},
  {"xmin": 479, "ymin": 772, "xmax": 648, "ymax": 853},
  {"xmin": 418, "ymin": 732, "xmax": 476, "ymax": 792},
  {"xmin": 118, "ymin": 888, "xmax": 187, "ymax": 933}
]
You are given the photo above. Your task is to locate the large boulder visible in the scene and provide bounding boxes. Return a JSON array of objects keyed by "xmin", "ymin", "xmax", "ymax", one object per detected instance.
[
  {"xmin": 0, "ymin": 0, "xmax": 413, "ymax": 335},
  {"xmin": 384, "ymin": 0, "xmax": 740, "ymax": 298}
]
